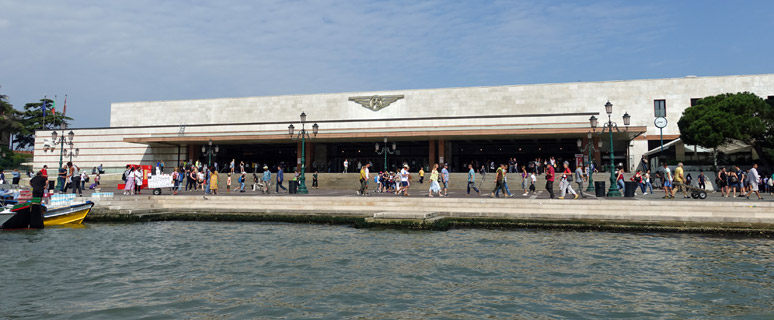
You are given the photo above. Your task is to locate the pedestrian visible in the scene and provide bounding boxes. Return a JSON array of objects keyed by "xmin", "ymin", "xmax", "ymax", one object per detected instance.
[
  {"xmin": 358, "ymin": 162, "xmax": 370, "ymax": 196},
  {"xmin": 644, "ymin": 169, "xmax": 653, "ymax": 195},
  {"xmin": 312, "ymin": 170, "xmax": 319, "ymax": 189},
  {"xmin": 466, "ymin": 163, "xmax": 480, "ymax": 196},
  {"xmin": 574, "ymin": 164, "xmax": 585, "ymax": 197},
  {"xmin": 441, "ymin": 163, "xmax": 450, "ymax": 197},
  {"xmin": 11, "ymin": 169, "xmax": 20, "ymax": 185},
  {"xmin": 521, "ymin": 166, "xmax": 529, "ymax": 196},
  {"xmin": 172, "ymin": 167, "xmax": 180, "ymax": 195},
  {"xmin": 725, "ymin": 167, "xmax": 740, "ymax": 197},
  {"xmin": 262, "ymin": 166, "xmax": 271, "ymax": 194},
  {"xmin": 398, "ymin": 164, "xmax": 410, "ymax": 196},
  {"xmin": 134, "ymin": 166, "xmax": 142, "ymax": 194},
  {"xmin": 239, "ymin": 172, "xmax": 246, "ymax": 192},
  {"xmin": 210, "ymin": 168, "xmax": 219, "ymax": 195},
  {"xmin": 343, "ymin": 158, "xmax": 349, "ymax": 173},
  {"xmin": 717, "ymin": 167, "xmax": 727, "ymax": 194},
  {"xmin": 227, "ymin": 173, "xmax": 232, "ymax": 192},
  {"xmin": 496, "ymin": 163, "xmax": 514, "ymax": 197},
  {"xmin": 632, "ymin": 170, "xmax": 644, "ymax": 195},
  {"xmin": 662, "ymin": 163, "xmax": 673, "ymax": 199},
  {"xmin": 68, "ymin": 162, "xmax": 83, "ymax": 197},
  {"xmin": 559, "ymin": 161, "xmax": 578, "ymax": 199},
  {"xmin": 529, "ymin": 171, "xmax": 537, "ymax": 194},
  {"xmin": 616, "ymin": 168, "xmax": 625, "ymax": 194},
  {"xmin": 489, "ymin": 163, "xmax": 505, "ymax": 198},
  {"xmin": 428, "ymin": 164, "xmax": 441, "ymax": 197},
  {"xmin": 478, "ymin": 165, "xmax": 486, "ymax": 189},
  {"xmin": 698, "ymin": 170, "xmax": 706, "ymax": 190},
  {"xmin": 748, "ymin": 163, "xmax": 762, "ymax": 200},
  {"xmin": 276, "ymin": 165, "xmax": 287, "ymax": 193},
  {"xmin": 230, "ymin": 159, "xmax": 235, "ymax": 174},
  {"xmin": 545, "ymin": 162, "xmax": 555, "ymax": 199},
  {"xmin": 419, "ymin": 167, "xmax": 425, "ymax": 184},
  {"xmin": 240, "ymin": 161, "xmax": 245, "ymax": 174},
  {"xmin": 124, "ymin": 167, "xmax": 136, "ymax": 195}
]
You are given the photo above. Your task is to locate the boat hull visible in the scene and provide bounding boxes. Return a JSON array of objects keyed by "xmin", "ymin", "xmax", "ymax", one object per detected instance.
[
  {"xmin": 44, "ymin": 202, "xmax": 94, "ymax": 226},
  {"xmin": 1, "ymin": 201, "xmax": 94, "ymax": 229}
]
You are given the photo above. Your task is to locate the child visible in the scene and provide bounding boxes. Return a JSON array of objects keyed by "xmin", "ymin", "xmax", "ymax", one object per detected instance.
[
  {"xmin": 227, "ymin": 173, "xmax": 232, "ymax": 192},
  {"xmin": 529, "ymin": 172, "xmax": 537, "ymax": 194}
]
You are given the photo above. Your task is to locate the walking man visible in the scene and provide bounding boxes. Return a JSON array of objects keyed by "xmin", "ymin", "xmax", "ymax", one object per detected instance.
[
  {"xmin": 672, "ymin": 162, "xmax": 688, "ymax": 198},
  {"xmin": 545, "ymin": 162, "xmax": 555, "ymax": 199},
  {"xmin": 441, "ymin": 163, "xmax": 450, "ymax": 197},
  {"xmin": 575, "ymin": 164, "xmax": 585, "ymax": 197},
  {"xmin": 748, "ymin": 163, "xmax": 763, "ymax": 200},
  {"xmin": 489, "ymin": 163, "xmax": 505, "ymax": 198},
  {"xmin": 276, "ymin": 165, "xmax": 287, "ymax": 193},
  {"xmin": 467, "ymin": 163, "xmax": 480, "ymax": 196},
  {"xmin": 662, "ymin": 163, "xmax": 673, "ymax": 199}
]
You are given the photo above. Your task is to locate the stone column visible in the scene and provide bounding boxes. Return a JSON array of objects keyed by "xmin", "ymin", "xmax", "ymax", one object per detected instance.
[
  {"xmin": 305, "ymin": 141, "xmax": 313, "ymax": 169},
  {"xmin": 438, "ymin": 139, "xmax": 446, "ymax": 164},
  {"xmin": 429, "ymin": 140, "xmax": 436, "ymax": 167}
]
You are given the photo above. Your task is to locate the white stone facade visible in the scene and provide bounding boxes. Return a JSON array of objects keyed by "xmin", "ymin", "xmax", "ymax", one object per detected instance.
[{"xmin": 32, "ymin": 74, "xmax": 774, "ymax": 171}]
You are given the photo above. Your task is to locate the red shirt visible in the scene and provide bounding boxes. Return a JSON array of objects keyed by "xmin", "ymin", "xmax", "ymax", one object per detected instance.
[
  {"xmin": 41, "ymin": 168, "xmax": 48, "ymax": 177},
  {"xmin": 546, "ymin": 166, "xmax": 555, "ymax": 182}
]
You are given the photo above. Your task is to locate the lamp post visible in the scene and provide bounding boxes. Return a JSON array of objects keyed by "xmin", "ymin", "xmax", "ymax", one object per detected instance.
[
  {"xmin": 590, "ymin": 101, "xmax": 630, "ymax": 197},
  {"xmin": 577, "ymin": 132, "xmax": 603, "ymax": 192},
  {"xmin": 52, "ymin": 130, "xmax": 74, "ymax": 190},
  {"xmin": 375, "ymin": 137, "xmax": 396, "ymax": 172},
  {"xmin": 201, "ymin": 139, "xmax": 219, "ymax": 167},
  {"xmin": 288, "ymin": 112, "xmax": 319, "ymax": 194}
]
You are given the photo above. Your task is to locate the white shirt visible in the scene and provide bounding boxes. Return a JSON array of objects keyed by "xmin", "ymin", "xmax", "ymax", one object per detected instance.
[
  {"xmin": 400, "ymin": 169, "xmax": 409, "ymax": 182},
  {"xmin": 364, "ymin": 167, "xmax": 369, "ymax": 179},
  {"xmin": 530, "ymin": 173, "xmax": 536, "ymax": 182},
  {"xmin": 664, "ymin": 167, "xmax": 672, "ymax": 181}
]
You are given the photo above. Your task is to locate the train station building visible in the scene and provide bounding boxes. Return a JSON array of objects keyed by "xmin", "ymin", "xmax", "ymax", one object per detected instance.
[{"xmin": 32, "ymin": 74, "xmax": 774, "ymax": 173}]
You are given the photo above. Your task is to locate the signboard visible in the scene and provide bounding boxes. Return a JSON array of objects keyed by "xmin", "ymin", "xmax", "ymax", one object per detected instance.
[{"xmin": 575, "ymin": 154, "xmax": 584, "ymax": 168}]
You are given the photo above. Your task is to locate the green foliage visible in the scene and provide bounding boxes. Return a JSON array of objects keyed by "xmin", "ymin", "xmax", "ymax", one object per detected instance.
[
  {"xmin": 678, "ymin": 92, "xmax": 774, "ymax": 165},
  {"xmin": 0, "ymin": 147, "xmax": 32, "ymax": 170},
  {"xmin": 0, "ymin": 93, "xmax": 23, "ymax": 139},
  {"xmin": 13, "ymin": 99, "xmax": 73, "ymax": 149}
]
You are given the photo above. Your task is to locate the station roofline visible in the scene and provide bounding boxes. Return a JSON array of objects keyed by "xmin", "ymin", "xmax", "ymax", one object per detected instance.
[{"xmin": 110, "ymin": 73, "xmax": 774, "ymax": 106}]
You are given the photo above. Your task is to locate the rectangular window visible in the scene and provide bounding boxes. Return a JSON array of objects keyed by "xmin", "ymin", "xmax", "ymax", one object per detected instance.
[
  {"xmin": 654, "ymin": 99, "xmax": 666, "ymax": 117},
  {"xmin": 690, "ymin": 98, "xmax": 700, "ymax": 106}
]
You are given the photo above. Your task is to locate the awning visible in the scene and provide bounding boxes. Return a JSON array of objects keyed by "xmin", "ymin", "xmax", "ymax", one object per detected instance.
[{"xmin": 644, "ymin": 138, "xmax": 752, "ymax": 157}]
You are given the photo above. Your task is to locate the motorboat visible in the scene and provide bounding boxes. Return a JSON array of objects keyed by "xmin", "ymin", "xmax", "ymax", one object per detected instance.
[{"xmin": 1, "ymin": 201, "xmax": 94, "ymax": 229}]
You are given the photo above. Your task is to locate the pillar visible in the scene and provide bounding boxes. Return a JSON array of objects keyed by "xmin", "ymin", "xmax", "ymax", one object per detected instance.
[
  {"xmin": 305, "ymin": 141, "xmax": 313, "ymax": 169},
  {"xmin": 438, "ymin": 139, "xmax": 446, "ymax": 164},
  {"xmin": 429, "ymin": 140, "xmax": 437, "ymax": 168},
  {"xmin": 593, "ymin": 136, "xmax": 602, "ymax": 168}
]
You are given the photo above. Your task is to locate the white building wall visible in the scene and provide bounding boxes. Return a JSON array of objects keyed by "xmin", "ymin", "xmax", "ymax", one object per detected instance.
[{"xmin": 31, "ymin": 74, "xmax": 774, "ymax": 171}]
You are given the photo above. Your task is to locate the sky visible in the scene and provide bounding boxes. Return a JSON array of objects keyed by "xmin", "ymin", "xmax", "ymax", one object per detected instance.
[{"xmin": 1, "ymin": 0, "xmax": 773, "ymax": 128}]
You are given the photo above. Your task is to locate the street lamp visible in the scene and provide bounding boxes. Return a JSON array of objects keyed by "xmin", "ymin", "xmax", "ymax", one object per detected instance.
[
  {"xmin": 590, "ymin": 101, "xmax": 630, "ymax": 197},
  {"xmin": 577, "ymin": 132, "xmax": 603, "ymax": 193},
  {"xmin": 52, "ymin": 129, "xmax": 74, "ymax": 191},
  {"xmin": 375, "ymin": 137, "xmax": 397, "ymax": 172},
  {"xmin": 202, "ymin": 139, "xmax": 219, "ymax": 167},
  {"xmin": 288, "ymin": 111, "xmax": 319, "ymax": 194}
]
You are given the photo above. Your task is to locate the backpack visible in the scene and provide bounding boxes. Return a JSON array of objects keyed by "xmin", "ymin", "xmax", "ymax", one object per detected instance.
[{"xmin": 122, "ymin": 170, "xmax": 129, "ymax": 181}]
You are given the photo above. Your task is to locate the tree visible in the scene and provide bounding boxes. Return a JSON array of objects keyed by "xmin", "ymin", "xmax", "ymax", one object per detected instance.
[
  {"xmin": 0, "ymin": 91, "xmax": 23, "ymax": 146},
  {"xmin": 678, "ymin": 92, "xmax": 774, "ymax": 167},
  {"xmin": 13, "ymin": 99, "xmax": 72, "ymax": 149}
]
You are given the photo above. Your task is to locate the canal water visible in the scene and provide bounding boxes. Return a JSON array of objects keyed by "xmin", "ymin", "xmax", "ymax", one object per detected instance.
[{"xmin": 1, "ymin": 222, "xmax": 773, "ymax": 319}]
